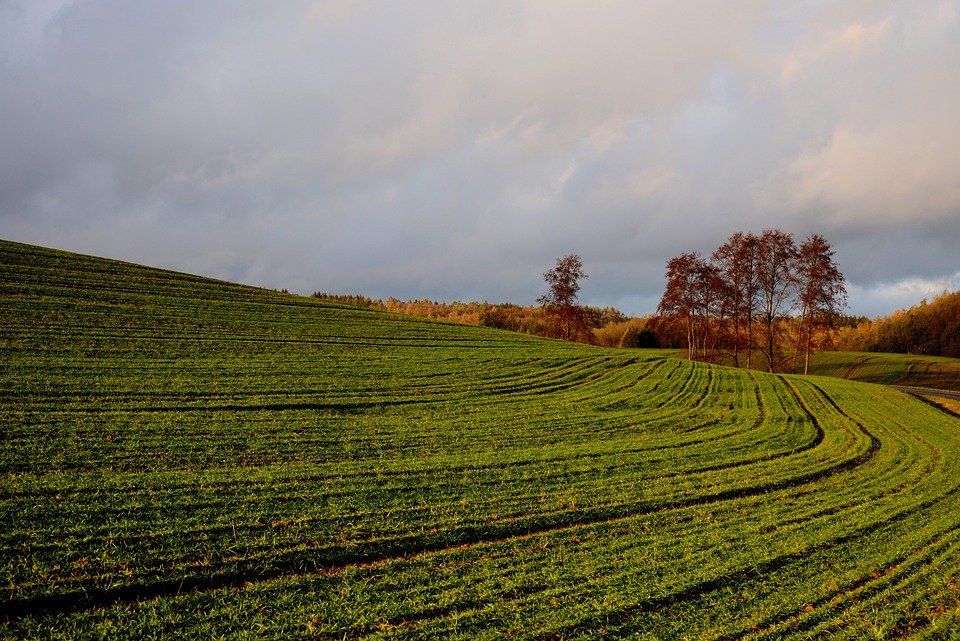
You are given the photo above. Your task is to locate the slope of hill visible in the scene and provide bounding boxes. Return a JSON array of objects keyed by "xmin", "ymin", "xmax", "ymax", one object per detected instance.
[
  {"xmin": 3, "ymin": 239, "xmax": 960, "ymax": 639},
  {"xmin": 806, "ymin": 351, "xmax": 960, "ymax": 392}
]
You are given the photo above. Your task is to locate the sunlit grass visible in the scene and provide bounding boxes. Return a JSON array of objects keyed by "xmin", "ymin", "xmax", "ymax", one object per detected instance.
[
  {"xmin": 3, "ymin": 239, "xmax": 960, "ymax": 639},
  {"xmin": 807, "ymin": 350, "xmax": 960, "ymax": 391}
]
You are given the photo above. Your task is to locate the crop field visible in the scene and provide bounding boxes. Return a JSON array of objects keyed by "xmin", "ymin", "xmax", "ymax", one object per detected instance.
[
  {"xmin": 806, "ymin": 351, "xmax": 960, "ymax": 392},
  {"xmin": 913, "ymin": 394, "xmax": 960, "ymax": 419},
  {"xmin": 3, "ymin": 239, "xmax": 960, "ymax": 639}
]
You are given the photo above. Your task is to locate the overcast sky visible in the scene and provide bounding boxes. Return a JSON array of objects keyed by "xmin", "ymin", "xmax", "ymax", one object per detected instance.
[{"xmin": 2, "ymin": 1, "xmax": 958, "ymax": 317}]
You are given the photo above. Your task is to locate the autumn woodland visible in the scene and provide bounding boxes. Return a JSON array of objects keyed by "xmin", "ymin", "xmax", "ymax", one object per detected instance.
[{"xmin": 314, "ymin": 228, "xmax": 959, "ymax": 371}]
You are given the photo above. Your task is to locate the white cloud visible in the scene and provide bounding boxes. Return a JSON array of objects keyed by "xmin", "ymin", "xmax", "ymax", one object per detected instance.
[
  {"xmin": 780, "ymin": 17, "xmax": 892, "ymax": 82},
  {"xmin": 557, "ymin": 159, "xmax": 577, "ymax": 187},
  {"xmin": 585, "ymin": 116, "xmax": 632, "ymax": 153},
  {"xmin": 848, "ymin": 272, "xmax": 960, "ymax": 317},
  {"xmin": 787, "ymin": 119, "xmax": 960, "ymax": 224},
  {"xmin": 625, "ymin": 169, "xmax": 676, "ymax": 200},
  {"xmin": 901, "ymin": 1, "xmax": 959, "ymax": 49},
  {"xmin": 476, "ymin": 110, "xmax": 543, "ymax": 146}
]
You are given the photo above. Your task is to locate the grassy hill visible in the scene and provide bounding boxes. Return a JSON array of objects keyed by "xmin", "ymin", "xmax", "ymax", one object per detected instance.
[
  {"xmin": 3, "ymin": 239, "xmax": 960, "ymax": 639},
  {"xmin": 806, "ymin": 350, "xmax": 960, "ymax": 392}
]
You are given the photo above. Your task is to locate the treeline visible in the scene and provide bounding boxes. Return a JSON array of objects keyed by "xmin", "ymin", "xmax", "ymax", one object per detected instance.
[
  {"xmin": 836, "ymin": 290, "xmax": 960, "ymax": 358},
  {"xmin": 658, "ymin": 229, "xmax": 847, "ymax": 373},
  {"xmin": 313, "ymin": 229, "xmax": 852, "ymax": 367},
  {"xmin": 311, "ymin": 292, "xmax": 661, "ymax": 347}
]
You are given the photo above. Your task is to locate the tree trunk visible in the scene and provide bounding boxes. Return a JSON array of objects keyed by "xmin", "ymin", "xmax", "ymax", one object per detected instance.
[{"xmin": 791, "ymin": 306, "xmax": 807, "ymax": 374}]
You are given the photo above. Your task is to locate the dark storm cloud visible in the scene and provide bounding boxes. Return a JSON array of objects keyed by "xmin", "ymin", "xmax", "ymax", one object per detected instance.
[{"xmin": 2, "ymin": 1, "xmax": 958, "ymax": 317}]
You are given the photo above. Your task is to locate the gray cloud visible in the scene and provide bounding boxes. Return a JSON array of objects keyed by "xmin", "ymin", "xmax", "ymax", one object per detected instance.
[{"xmin": 2, "ymin": 1, "xmax": 958, "ymax": 318}]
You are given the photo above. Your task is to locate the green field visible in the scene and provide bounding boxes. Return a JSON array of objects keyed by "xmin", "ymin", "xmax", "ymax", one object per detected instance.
[
  {"xmin": 3, "ymin": 239, "xmax": 960, "ymax": 639},
  {"xmin": 806, "ymin": 351, "xmax": 960, "ymax": 392}
]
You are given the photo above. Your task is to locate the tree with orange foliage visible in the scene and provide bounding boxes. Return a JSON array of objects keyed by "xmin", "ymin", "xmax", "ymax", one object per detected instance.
[
  {"xmin": 795, "ymin": 234, "xmax": 847, "ymax": 374},
  {"xmin": 712, "ymin": 232, "xmax": 759, "ymax": 368},
  {"xmin": 657, "ymin": 252, "xmax": 720, "ymax": 360},
  {"xmin": 659, "ymin": 229, "xmax": 846, "ymax": 373},
  {"xmin": 538, "ymin": 254, "xmax": 592, "ymax": 342}
]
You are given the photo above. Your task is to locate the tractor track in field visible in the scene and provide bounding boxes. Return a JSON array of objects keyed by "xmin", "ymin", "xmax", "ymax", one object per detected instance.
[
  {"xmin": 731, "ymin": 495, "xmax": 960, "ymax": 640},
  {"xmin": 8, "ymin": 240, "xmax": 960, "ymax": 637},
  {"xmin": 720, "ymin": 380, "xmax": 960, "ymax": 639},
  {"xmin": 544, "ymin": 382, "xmax": 955, "ymax": 641},
  {"xmin": 1, "ymin": 388, "xmax": 881, "ymax": 622},
  {"xmin": 2, "ymin": 365, "xmax": 889, "ymax": 623}
]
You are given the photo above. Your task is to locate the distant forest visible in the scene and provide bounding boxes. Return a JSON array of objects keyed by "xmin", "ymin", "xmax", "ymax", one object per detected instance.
[
  {"xmin": 836, "ymin": 290, "xmax": 960, "ymax": 358},
  {"xmin": 311, "ymin": 293, "xmax": 660, "ymax": 348}
]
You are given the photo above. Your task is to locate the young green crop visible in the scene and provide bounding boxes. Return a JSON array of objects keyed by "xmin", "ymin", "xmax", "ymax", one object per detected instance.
[
  {"xmin": 3, "ymin": 239, "xmax": 960, "ymax": 639},
  {"xmin": 807, "ymin": 350, "xmax": 960, "ymax": 391}
]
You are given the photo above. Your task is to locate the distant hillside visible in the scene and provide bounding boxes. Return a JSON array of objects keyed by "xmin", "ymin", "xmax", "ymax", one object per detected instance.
[
  {"xmin": 805, "ymin": 350, "xmax": 960, "ymax": 392},
  {"xmin": 837, "ymin": 290, "xmax": 960, "ymax": 358}
]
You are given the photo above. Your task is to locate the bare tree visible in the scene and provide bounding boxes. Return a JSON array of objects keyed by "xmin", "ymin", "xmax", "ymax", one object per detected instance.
[
  {"xmin": 794, "ymin": 234, "xmax": 847, "ymax": 374},
  {"xmin": 538, "ymin": 254, "xmax": 592, "ymax": 342}
]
